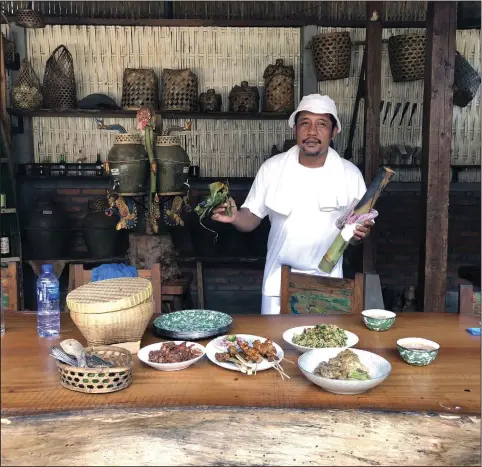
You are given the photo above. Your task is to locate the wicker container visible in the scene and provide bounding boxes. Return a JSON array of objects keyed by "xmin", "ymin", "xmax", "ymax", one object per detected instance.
[
  {"xmin": 121, "ymin": 68, "xmax": 159, "ymax": 110},
  {"xmin": 11, "ymin": 58, "xmax": 43, "ymax": 109},
  {"xmin": 162, "ymin": 68, "xmax": 198, "ymax": 111},
  {"xmin": 263, "ymin": 59, "xmax": 295, "ymax": 113},
  {"xmin": 199, "ymin": 88, "xmax": 222, "ymax": 112},
  {"xmin": 15, "ymin": 7, "xmax": 45, "ymax": 29},
  {"xmin": 228, "ymin": 81, "xmax": 260, "ymax": 112},
  {"xmin": 310, "ymin": 32, "xmax": 352, "ymax": 81},
  {"xmin": 2, "ymin": 12, "xmax": 14, "ymax": 64},
  {"xmin": 454, "ymin": 51, "xmax": 481, "ymax": 108},
  {"xmin": 388, "ymin": 34, "xmax": 426, "ymax": 82},
  {"xmin": 66, "ymin": 277, "xmax": 154, "ymax": 348},
  {"xmin": 42, "ymin": 45, "xmax": 76, "ymax": 109},
  {"xmin": 56, "ymin": 346, "xmax": 133, "ymax": 394}
]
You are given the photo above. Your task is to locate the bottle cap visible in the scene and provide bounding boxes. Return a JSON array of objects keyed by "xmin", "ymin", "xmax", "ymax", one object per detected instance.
[{"xmin": 41, "ymin": 264, "xmax": 54, "ymax": 274}]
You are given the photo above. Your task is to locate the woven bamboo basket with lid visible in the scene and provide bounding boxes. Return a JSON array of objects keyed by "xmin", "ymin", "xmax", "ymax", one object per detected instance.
[{"xmin": 67, "ymin": 277, "xmax": 154, "ymax": 351}]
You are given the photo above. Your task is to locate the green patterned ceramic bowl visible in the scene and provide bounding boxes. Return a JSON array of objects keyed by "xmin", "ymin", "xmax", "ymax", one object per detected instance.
[
  {"xmin": 397, "ymin": 337, "xmax": 440, "ymax": 366},
  {"xmin": 153, "ymin": 309, "xmax": 233, "ymax": 340},
  {"xmin": 362, "ymin": 309, "xmax": 396, "ymax": 332}
]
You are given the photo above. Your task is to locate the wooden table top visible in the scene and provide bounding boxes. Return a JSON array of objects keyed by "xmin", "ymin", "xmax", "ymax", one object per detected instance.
[{"xmin": 1, "ymin": 311, "xmax": 480, "ymax": 416}]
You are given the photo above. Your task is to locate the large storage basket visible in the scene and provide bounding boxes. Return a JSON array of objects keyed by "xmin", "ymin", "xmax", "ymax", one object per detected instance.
[
  {"xmin": 310, "ymin": 32, "xmax": 352, "ymax": 81},
  {"xmin": 388, "ymin": 34, "xmax": 426, "ymax": 82},
  {"xmin": 161, "ymin": 68, "xmax": 198, "ymax": 111},
  {"xmin": 121, "ymin": 68, "xmax": 159, "ymax": 109},
  {"xmin": 66, "ymin": 277, "xmax": 154, "ymax": 347}
]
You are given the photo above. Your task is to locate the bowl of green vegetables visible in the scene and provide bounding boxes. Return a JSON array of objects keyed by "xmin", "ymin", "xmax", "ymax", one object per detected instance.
[{"xmin": 283, "ymin": 324, "xmax": 359, "ymax": 353}]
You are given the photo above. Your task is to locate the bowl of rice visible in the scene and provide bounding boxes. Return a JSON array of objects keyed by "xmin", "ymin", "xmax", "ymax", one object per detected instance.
[{"xmin": 282, "ymin": 324, "xmax": 359, "ymax": 353}]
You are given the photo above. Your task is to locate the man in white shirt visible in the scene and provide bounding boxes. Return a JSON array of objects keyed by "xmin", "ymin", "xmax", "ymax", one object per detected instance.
[{"xmin": 211, "ymin": 94, "xmax": 372, "ymax": 315}]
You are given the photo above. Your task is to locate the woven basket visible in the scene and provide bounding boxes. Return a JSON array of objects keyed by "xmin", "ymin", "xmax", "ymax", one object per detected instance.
[
  {"xmin": 388, "ymin": 34, "xmax": 426, "ymax": 82},
  {"xmin": 310, "ymin": 32, "xmax": 352, "ymax": 81},
  {"xmin": 11, "ymin": 58, "xmax": 43, "ymax": 108},
  {"xmin": 42, "ymin": 45, "xmax": 77, "ymax": 109},
  {"xmin": 454, "ymin": 51, "xmax": 481, "ymax": 108},
  {"xmin": 67, "ymin": 277, "xmax": 154, "ymax": 347},
  {"xmin": 228, "ymin": 81, "xmax": 260, "ymax": 112},
  {"xmin": 162, "ymin": 68, "xmax": 198, "ymax": 111},
  {"xmin": 121, "ymin": 68, "xmax": 159, "ymax": 110},
  {"xmin": 199, "ymin": 88, "xmax": 222, "ymax": 112},
  {"xmin": 15, "ymin": 7, "xmax": 45, "ymax": 29},
  {"xmin": 56, "ymin": 346, "xmax": 133, "ymax": 394},
  {"xmin": 263, "ymin": 59, "xmax": 295, "ymax": 113}
]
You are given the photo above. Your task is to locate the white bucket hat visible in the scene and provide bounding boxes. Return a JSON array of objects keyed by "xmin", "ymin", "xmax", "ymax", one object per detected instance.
[{"xmin": 288, "ymin": 94, "xmax": 342, "ymax": 133}]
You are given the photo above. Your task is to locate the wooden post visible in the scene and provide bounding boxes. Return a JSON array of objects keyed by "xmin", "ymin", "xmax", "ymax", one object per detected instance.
[
  {"xmin": 301, "ymin": 25, "xmax": 319, "ymax": 97},
  {"xmin": 418, "ymin": 2, "xmax": 456, "ymax": 312},
  {"xmin": 362, "ymin": 2, "xmax": 383, "ymax": 273}
]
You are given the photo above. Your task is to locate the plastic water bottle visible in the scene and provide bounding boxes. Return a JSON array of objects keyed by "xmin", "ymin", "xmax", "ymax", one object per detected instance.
[{"xmin": 37, "ymin": 264, "xmax": 60, "ymax": 337}]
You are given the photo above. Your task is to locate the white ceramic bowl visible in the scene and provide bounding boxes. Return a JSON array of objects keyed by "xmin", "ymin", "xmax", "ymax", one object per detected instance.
[
  {"xmin": 298, "ymin": 348, "xmax": 392, "ymax": 395},
  {"xmin": 361, "ymin": 309, "xmax": 396, "ymax": 332},
  {"xmin": 137, "ymin": 341, "xmax": 206, "ymax": 371},
  {"xmin": 283, "ymin": 325, "xmax": 359, "ymax": 353}
]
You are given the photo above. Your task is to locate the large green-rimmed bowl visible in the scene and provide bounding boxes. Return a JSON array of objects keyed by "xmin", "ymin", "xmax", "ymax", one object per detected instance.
[{"xmin": 153, "ymin": 309, "xmax": 233, "ymax": 340}]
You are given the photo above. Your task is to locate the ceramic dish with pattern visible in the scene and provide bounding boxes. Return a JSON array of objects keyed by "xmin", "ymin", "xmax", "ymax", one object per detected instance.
[
  {"xmin": 361, "ymin": 309, "xmax": 396, "ymax": 332},
  {"xmin": 282, "ymin": 325, "xmax": 359, "ymax": 353},
  {"xmin": 298, "ymin": 348, "xmax": 392, "ymax": 395},
  {"xmin": 153, "ymin": 309, "xmax": 233, "ymax": 340},
  {"xmin": 396, "ymin": 337, "xmax": 440, "ymax": 366}
]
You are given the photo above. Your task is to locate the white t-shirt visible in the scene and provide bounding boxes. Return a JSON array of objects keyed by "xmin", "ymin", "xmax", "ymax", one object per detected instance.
[{"xmin": 242, "ymin": 148, "xmax": 366, "ymax": 306}]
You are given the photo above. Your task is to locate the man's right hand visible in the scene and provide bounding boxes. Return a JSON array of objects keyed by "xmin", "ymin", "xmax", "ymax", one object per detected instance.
[{"xmin": 211, "ymin": 197, "xmax": 238, "ymax": 224}]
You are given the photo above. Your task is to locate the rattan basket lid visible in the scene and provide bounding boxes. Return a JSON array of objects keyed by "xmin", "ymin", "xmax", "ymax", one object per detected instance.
[{"xmin": 67, "ymin": 278, "xmax": 152, "ymax": 314}]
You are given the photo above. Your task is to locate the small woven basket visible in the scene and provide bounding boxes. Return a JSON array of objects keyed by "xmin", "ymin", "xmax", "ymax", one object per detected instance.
[
  {"xmin": 11, "ymin": 58, "xmax": 43, "ymax": 108},
  {"xmin": 67, "ymin": 277, "xmax": 154, "ymax": 347},
  {"xmin": 310, "ymin": 32, "xmax": 352, "ymax": 81},
  {"xmin": 388, "ymin": 33, "xmax": 426, "ymax": 82},
  {"xmin": 121, "ymin": 68, "xmax": 159, "ymax": 110},
  {"xmin": 228, "ymin": 81, "xmax": 260, "ymax": 112},
  {"xmin": 162, "ymin": 68, "xmax": 198, "ymax": 111},
  {"xmin": 42, "ymin": 45, "xmax": 76, "ymax": 109},
  {"xmin": 15, "ymin": 7, "xmax": 45, "ymax": 29},
  {"xmin": 56, "ymin": 346, "xmax": 133, "ymax": 394},
  {"xmin": 263, "ymin": 59, "xmax": 295, "ymax": 113}
]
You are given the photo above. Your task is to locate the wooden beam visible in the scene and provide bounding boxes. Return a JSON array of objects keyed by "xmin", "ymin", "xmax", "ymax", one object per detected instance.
[
  {"xmin": 362, "ymin": 2, "xmax": 383, "ymax": 274},
  {"xmin": 418, "ymin": 2, "xmax": 457, "ymax": 312}
]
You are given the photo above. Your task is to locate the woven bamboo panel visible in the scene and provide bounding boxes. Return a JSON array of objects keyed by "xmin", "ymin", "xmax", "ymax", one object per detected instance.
[
  {"xmin": 317, "ymin": 27, "xmax": 481, "ymax": 180},
  {"xmin": 26, "ymin": 25, "xmax": 300, "ymax": 176}
]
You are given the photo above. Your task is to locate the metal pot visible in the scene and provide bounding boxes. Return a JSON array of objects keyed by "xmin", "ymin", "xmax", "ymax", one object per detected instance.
[
  {"xmin": 82, "ymin": 211, "xmax": 127, "ymax": 258},
  {"xmin": 107, "ymin": 133, "xmax": 149, "ymax": 195},
  {"xmin": 154, "ymin": 135, "xmax": 191, "ymax": 195}
]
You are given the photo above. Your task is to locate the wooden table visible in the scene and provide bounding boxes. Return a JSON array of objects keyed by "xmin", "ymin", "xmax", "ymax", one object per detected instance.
[{"xmin": 1, "ymin": 312, "xmax": 480, "ymax": 466}]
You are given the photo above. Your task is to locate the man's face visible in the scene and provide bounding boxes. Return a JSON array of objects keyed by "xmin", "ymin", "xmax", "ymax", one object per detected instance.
[{"xmin": 295, "ymin": 111, "xmax": 338, "ymax": 157}]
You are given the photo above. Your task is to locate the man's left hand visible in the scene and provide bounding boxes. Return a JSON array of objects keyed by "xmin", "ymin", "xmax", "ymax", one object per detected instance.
[{"xmin": 352, "ymin": 220, "xmax": 374, "ymax": 242}]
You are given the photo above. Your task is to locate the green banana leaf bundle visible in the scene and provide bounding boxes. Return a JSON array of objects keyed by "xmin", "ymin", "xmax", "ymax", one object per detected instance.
[{"xmin": 194, "ymin": 181, "xmax": 231, "ymax": 220}]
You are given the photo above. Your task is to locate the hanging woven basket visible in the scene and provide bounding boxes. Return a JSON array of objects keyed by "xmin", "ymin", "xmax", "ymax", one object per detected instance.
[
  {"xmin": 388, "ymin": 33, "xmax": 426, "ymax": 82},
  {"xmin": 310, "ymin": 32, "xmax": 352, "ymax": 81},
  {"xmin": 11, "ymin": 58, "xmax": 43, "ymax": 108},
  {"xmin": 263, "ymin": 58, "xmax": 295, "ymax": 113},
  {"xmin": 453, "ymin": 51, "xmax": 481, "ymax": 108},
  {"xmin": 42, "ymin": 44, "xmax": 77, "ymax": 109},
  {"xmin": 1, "ymin": 12, "xmax": 14, "ymax": 65}
]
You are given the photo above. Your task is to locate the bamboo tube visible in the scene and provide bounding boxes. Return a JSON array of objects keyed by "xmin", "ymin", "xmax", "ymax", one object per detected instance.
[{"xmin": 318, "ymin": 166, "xmax": 395, "ymax": 274}]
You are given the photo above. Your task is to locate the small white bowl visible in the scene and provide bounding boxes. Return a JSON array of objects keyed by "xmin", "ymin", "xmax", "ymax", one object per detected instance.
[
  {"xmin": 137, "ymin": 341, "xmax": 206, "ymax": 371},
  {"xmin": 361, "ymin": 309, "xmax": 396, "ymax": 332},
  {"xmin": 283, "ymin": 325, "xmax": 359, "ymax": 353},
  {"xmin": 298, "ymin": 348, "xmax": 392, "ymax": 395}
]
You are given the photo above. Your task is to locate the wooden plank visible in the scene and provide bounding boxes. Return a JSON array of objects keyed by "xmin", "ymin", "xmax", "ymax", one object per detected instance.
[
  {"xmin": 362, "ymin": 2, "xmax": 383, "ymax": 274},
  {"xmin": 458, "ymin": 284, "xmax": 474, "ymax": 315},
  {"xmin": 1, "ymin": 409, "xmax": 479, "ymax": 467},
  {"xmin": 1, "ymin": 312, "xmax": 480, "ymax": 416},
  {"xmin": 4, "ymin": 15, "xmax": 428, "ymax": 28},
  {"xmin": 7, "ymin": 108, "xmax": 291, "ymax": 120},
  {"xmin": 418, "ymin": 2, "xmax": 457, "ymax": 313},
  {"xmin": 301, "ymin": 25, "xmax": 318, "ymax": 96},
  {"xmin": 196, "ymin": 260, "xmax": 205, "ymax": 309}
]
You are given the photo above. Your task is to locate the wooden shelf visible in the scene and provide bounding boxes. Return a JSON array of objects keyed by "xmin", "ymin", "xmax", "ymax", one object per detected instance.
[
  {"xmin": 4, "ymin": 16, "xmax": 428, "ymax": 28},
  {"xmin": 7, "ymin": 108, "xmax": 291, "ymax": 121}
]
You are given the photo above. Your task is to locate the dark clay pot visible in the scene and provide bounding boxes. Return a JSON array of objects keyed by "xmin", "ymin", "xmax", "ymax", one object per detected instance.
[{"xmin": 82, "ymin": 211, "xmax": 127, "ymax": 258}]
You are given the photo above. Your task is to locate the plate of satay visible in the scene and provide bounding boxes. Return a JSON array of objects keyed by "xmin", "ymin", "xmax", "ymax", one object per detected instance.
[{"xmin": 205, "ymin": 334, "xmax": 289, "ymax": 379}]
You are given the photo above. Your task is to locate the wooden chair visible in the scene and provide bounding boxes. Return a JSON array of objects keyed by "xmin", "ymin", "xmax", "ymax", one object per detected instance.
[
  {"xmin": 280, "ymin": 265, "xmax": 365, "ymax": 315},
  {"xmin": 68, "ymin": 263, "xmax": 162, "ymax": 313},
  {"xmin": 458, "ymin": 284, "xmax": 481, "ymax": 316}
]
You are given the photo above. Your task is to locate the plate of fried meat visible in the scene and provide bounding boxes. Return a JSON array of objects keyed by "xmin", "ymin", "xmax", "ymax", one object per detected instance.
[{"xmin": 206, "ymin": 334, "xmax": 289, "ymax": 379}]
